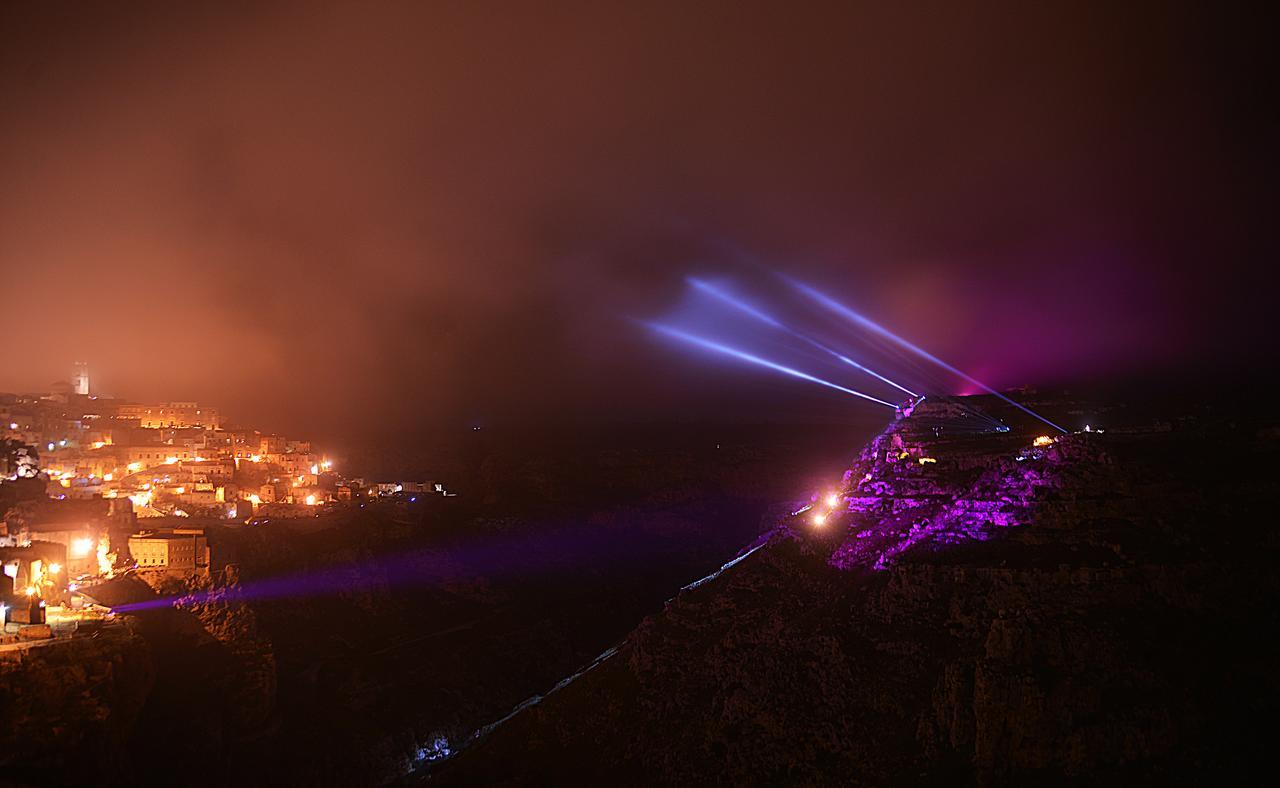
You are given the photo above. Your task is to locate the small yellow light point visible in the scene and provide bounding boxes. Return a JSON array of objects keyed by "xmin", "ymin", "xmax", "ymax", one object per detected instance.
[
  {"xmin": 812, "ymin": 512, "xmax": 827, "ymax": 527},
  {"xmin": 48, "ymin": 563, "xmax": 61, "ymax": 575},
  {"xmin": 1032, "ymin": 435, "xmax": 1054, "ymax": 447},
  {"xmin": 825, "ymin": 493, "xmax": 840, "ymax": 508}
]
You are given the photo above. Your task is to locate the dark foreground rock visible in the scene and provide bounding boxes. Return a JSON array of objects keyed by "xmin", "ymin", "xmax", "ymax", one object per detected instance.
[
  {"xmin": 431, "ymin": 396, "xmax": 1280, "ymax": 785},
  {"xmin": 0, "ymin": 622, "xmax": 154, "ymax": 784}
]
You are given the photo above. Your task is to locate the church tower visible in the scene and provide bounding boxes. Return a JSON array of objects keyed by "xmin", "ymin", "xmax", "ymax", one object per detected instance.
[{"xmin": 72, "ymin": 361, "xmax": 90, "ymax": 396}]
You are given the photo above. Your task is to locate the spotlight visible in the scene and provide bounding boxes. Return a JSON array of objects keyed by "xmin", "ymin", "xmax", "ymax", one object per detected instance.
[
  {"xmin": 786, "ymin": 277, "xmax": 1067, "ymax": 433},
  {"xmin": 649, "ymin": 324, "xmax": 897, "ymax": 408},
  {"xmin": 688, "ymin": 277, "xmax": 917, "ymax": 397}
]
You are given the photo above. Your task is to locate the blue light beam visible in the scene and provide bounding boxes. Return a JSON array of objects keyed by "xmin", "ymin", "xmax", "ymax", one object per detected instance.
[
  {"xmin": 786, "ymin": 278, "xmax": 1068, "ymax": 433},
  {"xmin": 648, "ymin": 323, "xmax": 897, "ymax": 408},
  {"xmin": 687, "ymin": 277, "xmax": 918, "ymax": 398}
]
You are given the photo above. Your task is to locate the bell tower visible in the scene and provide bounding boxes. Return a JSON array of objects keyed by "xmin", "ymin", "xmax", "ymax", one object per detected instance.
[{"xmin": 72, "ymin": 361, "xmax": 90, "ymax": 396}]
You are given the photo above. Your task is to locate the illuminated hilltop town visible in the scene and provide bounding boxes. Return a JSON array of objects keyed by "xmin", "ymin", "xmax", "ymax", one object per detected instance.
[{"xmin": 1, "ymin": 364, "xmax": 444, "ymax": 642}]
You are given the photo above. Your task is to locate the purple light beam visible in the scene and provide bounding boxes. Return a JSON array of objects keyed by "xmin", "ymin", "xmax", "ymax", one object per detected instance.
[
  {"xmin": 648, "ymin": 323, "xmax": 898, "ymax": 408},
  {"xmin": 688, "ymin": 277, "xmax": 918, "ymax": 398},
  {"xmin": 785, "ymin": 277, "xmax": 1068, "ymax": 433}
]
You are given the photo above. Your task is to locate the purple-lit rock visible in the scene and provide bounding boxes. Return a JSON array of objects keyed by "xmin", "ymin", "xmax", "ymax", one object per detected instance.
[{"xmin": 779, "ymin": 398, "xmax": 1099, "ymax": 572}]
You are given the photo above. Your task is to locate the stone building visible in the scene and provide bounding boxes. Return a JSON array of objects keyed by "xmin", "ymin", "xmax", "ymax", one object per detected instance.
[{"xmin": 128, "ymin": 528, "xmax": 209, "ymax": 575}]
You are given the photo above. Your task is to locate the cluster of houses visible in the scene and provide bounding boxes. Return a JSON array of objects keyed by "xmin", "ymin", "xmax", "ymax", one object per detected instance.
[{"xmin": 1, "ymin": 367, "xmax": 450, "ymax": 636}]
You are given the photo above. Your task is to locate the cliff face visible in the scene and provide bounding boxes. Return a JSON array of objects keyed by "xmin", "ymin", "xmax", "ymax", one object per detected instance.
[
  {"xmin": 0, "ymin": 623, "xmax": 155, "ymax": 785},
  {"xmin": 140, "ymin": 568, "xmax": 279, "ymax": 738},
  {"xmin": 0, "ymin": 571, "xmax": 278, "ymax": 788},
  {"xmin": 432, "ymin": 397, "xmax": 1280, "ymax": 785}
]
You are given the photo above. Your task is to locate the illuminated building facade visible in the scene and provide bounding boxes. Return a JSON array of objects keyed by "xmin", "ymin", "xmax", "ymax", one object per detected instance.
[
  {"xmin": 116, "ymin": 402, "xmax": 221, "ymax": 429},
  {"xmin": 128, "ymin": 528, "xmax": 209, "ymax": 575}
]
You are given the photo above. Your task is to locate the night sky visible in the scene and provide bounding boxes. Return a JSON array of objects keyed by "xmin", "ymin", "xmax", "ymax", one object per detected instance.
[{"xmin": 1, "ymin": 2, "xmax": 1272, "ymax": 442}]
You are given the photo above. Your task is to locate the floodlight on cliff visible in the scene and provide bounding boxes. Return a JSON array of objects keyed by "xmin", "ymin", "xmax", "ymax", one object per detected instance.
[{"xmin": 785, "ymin": 277, "xmax": 1068, "ymax": 434}]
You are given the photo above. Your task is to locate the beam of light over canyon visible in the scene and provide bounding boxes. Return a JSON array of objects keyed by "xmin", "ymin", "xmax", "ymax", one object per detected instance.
[
  {"xmin": 646, "ymin": 323, "xmax": 898, "ymax": 408},
  {"xmin": 785, "ymin": 277, "xmax": 1068, "ymax": 433},
  {"xmin": 686, "ymin": 277, "xmax": 918, "ymax": 398}
]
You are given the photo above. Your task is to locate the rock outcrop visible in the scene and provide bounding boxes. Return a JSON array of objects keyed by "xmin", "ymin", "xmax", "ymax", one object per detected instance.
[
  {"xmin": 432, "ymin": 395, "xmax": 1280, "ymax": 785},
  {"xmin": 0, "ymin": 622, "xmax": 155, "ymax": 785}
]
